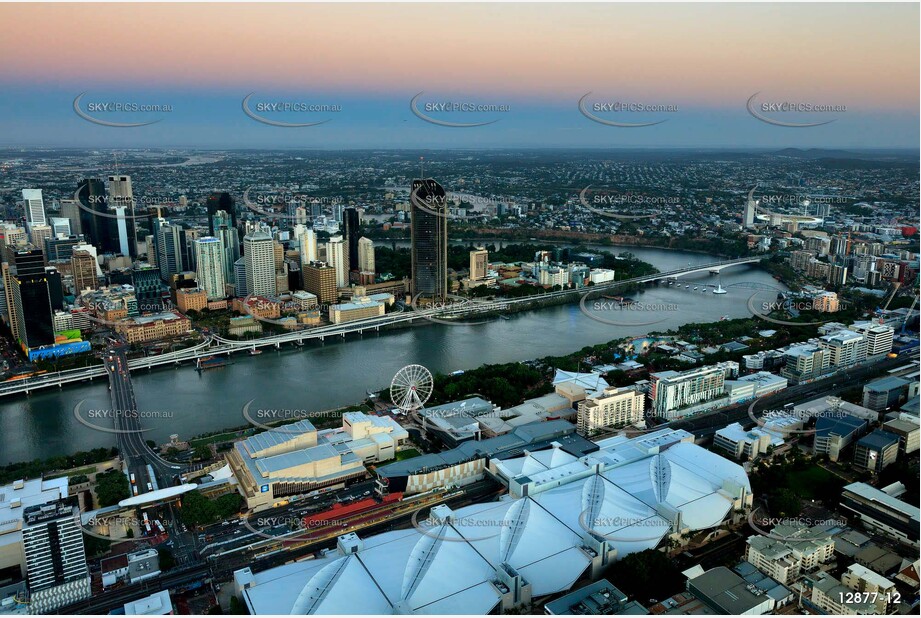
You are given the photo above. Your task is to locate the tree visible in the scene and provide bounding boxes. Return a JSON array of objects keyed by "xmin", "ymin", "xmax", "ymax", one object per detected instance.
[
  {"xmin": 228, "ymin": 596, "xmax": 248, "ymax": 615},
  {"xmin": 83, "ymin": 532, "xmax": 111, "ymax": 558},
  {"xmin": 157, "ymin": 547, "xmax": 176, "ymax": 571},
  {"xmin": 95, "ymin": 469, "xmax": 130, "ymax": 507},
  {"xmin": 605, "ymin": 549, "xmax": 685, "ymax": 604}
]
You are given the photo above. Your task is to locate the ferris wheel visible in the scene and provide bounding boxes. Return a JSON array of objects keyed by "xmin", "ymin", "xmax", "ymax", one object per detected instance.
[{"xmin": 390, "ymin": 364, "xmax": 434, "ymax": 412}]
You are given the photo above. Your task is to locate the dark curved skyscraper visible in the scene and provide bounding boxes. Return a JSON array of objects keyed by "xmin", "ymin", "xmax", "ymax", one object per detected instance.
[
  {"xmin": 410, "ymin": 178, "xmax": 448, "ymax": 302},
  {"xmin": 76, "ymin": 178, "xmax": 119, "ymax": 254},
  {"xmin": 343, "ymin": 207, "xmax": 360, "ymax": 273}
]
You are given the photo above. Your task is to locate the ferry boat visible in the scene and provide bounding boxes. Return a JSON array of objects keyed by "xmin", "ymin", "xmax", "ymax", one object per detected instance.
[
  {"xmin": 249, "ymin": 349, "xmax": 263, "ymax": 356},
  {"xmin": 196, "ymin": 355, "xmax": 230, "ymax": 370}
]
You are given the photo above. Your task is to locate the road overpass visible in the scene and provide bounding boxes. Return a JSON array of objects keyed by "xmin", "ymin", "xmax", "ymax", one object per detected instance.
[{"xmin": 0, "ymin": 256, "xmax": 766, "ymax": 398}]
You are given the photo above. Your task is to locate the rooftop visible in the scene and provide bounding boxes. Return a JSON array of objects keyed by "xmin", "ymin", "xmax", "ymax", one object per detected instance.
[{"xmin": 856, "ymin": 429, "xmax": 900, "ymax": 451}]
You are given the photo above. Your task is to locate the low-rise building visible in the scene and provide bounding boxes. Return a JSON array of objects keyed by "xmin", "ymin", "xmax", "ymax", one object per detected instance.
[
  {"xmin": 227, "ymin": 315, "xmax": 263, "ymax": 337},
  {"xmin": 686, "ymin": 566, "xmax": 776, "ymax": 615},
  {"xmin": 122, "ymin": 589, "xmax": 174, "ymax": 615},
  {"xmin": 853, "ymin": 430, "xmax": 900, "ymax": 473},
  {"xmin": 329, "ymin": 295, "xmax": 388, "ymax": 324},
  {"xmin": 114, "ymin": 311, "xmax": 191, "ymax": 344},
  {"xmin": 544, "ymin": 580, "xmax": 645, "ymax": 615},
  {"xmin": 809, "ymin": 572, "xmax": 878, "ymax": 615},
  {"xmin": 745, "ymin": 524, "xmax": 835, "ymax": 584},
  {"xmin": 840, "ymin": 563, "xmax": 897, "ymax": 614},
  {"xmin": 812, "ymin": 291, "xmax": 840, "ymax": 312},
  {"xmin": 232, "ymin": 295, "xmax": 280, "ymax": 320},
  {"xmin": 781, "ymin": 344, "xmax": 830, "ymax": 384},
  {"xmin": 840, "ymin": 482, "xmax": 920, "ymax": 548},
  {"xmin": 812, "ymin": 413, "xmax": 868, "ymax": 462},
  {"xmin": 863, "ymin": 375, "xmax": 910, "ymax": 411},
  {"xmin": 882, "ymin": 417, "xmax": 920, "ymax": 454},
  {"xmin": 227, "ymin": 413, "xmax": 408, "ymax": 511},
  {"xmin": 175, "ymin": 288, "xmax": 207, "ymax": 313},
  {"xmin": 577, "ymin": 385, "xmax": 645, "ymax": 434},
  {"xmin": 714, "ymin": 423, "xmax": 784, "ymax": 461},
  {"xmin": 724, "ymin": 372, "xmax": 788, "ymax": 404}
]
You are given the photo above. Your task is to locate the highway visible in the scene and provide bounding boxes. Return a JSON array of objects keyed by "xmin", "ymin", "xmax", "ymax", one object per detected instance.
[{"xmin": 0, "ymin": 255, "xmax": 765, "ymax": 397}]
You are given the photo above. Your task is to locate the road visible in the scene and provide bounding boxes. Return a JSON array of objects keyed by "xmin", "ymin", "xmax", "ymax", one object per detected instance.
[{"xmin": 103, "ymin": 346, "xmax": 193, "ymax": 564}]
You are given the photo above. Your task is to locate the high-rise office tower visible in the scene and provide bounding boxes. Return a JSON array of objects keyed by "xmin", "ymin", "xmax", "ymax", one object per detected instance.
[
  {"xmin": 213, "ymin": 210, "xmax": 240, "ymax": 284},
  {"xmin": 343, "ymin": 207, "xmax": 361, "ymax": 272},
  {"xmin": 22, "ymin": 189, "xmax": 47, "ymax": 232},
  {"xmin": 132, "ymin": 265, "xmax": 163, "ymax": 313},
  {"xmin": 325, "ymin": 235, "xmax": 348, "ymax": 287},
  {"xmin": 0, "ymin": 223, "xmax": 28, "ymax": 249},
  {"xmin": 29, "ymin": 225, "xmax": 53, "ymax": 255},
  {"xmin": 156, "ymin": 222, "xmax": 184, "ymax": 281},
  {"xmin": 10, "ymin": 251, "xmax": 60, "ymax": 351},
  {"xmin": 206, "ymin": 192, "xmax": 236, "ymax": 236},
  {"xmin": 293, "ymin": 225, "xmax": 317, "ymax": 265},
  {"xmin": 302, "ymin": 261, "xmax": 338, "ymax": 305},
  {"xmin": 59, "ymin": 199, "xmax": 83, "ymax": 236},
  {"xmin": 243, "ymin": 229, "xmax": 276, "ymax": 297},
  {"xmin": 193, "ymin": 237, "xmax": 226, "ymax": 300},
  {"xmin": 44, "ymin": 235, "xmax": 84, "ymax": 263},
  {"xmin": 49, "ymin": 217, "xmax": 72, "ymax": 237},
  {"xmin": 21, "ymin": 499, "xmax": 91, "ymax": 614},
  {"xmin": 410, "ymin": 178, "xmax": 448, "ymax": 301},
  {"xmin": 357, "ymin": 236, "xmax": 375, "ymax": 273},
  {"xmin": 108, "ymin": 175, "xmax": 137, "ymax": 258},
  {"xmin": 469, "ymin": 247, "xmax": 488, "ymax": 281},
  {"xmin": 233, "ymin": 257, "xmax": 248, "ymax": 297},
  {"xmin": 71, "ymin": 250, "xmax": 99, "ymax": 293},
  {"xmin": 743, "ymin": 195, "xmax": 757, "ymax": 229},
  {"xmin": 76, "ymin": 178, "xmax": 119, "ymax": 254},
  {"xmin": 1, "ymin": 262, "xmax": 20, "ymax": 342},
  {"xmin": 294, "ymin": 206, "xmax": 308, "ymax": 225}
]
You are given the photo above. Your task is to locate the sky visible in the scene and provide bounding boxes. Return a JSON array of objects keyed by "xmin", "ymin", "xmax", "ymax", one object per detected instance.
[{"xmin": 0, "ymin": 2, "xmax": 918, "ymax": 149}]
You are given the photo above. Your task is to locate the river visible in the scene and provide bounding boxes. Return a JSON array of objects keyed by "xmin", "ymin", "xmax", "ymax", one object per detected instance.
[{"xmin": 0, "ymin": 245, "xmax": 784, "ymax": 464}]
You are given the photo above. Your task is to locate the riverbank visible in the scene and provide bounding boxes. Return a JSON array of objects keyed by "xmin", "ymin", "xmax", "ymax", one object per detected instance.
[
  {"xmin": 366, "ymin": 233, "xmax": 751, "ymax": 259},
  {"xmin": 1, "ymin": 246, "xmax": 782, "ymax": 464}
]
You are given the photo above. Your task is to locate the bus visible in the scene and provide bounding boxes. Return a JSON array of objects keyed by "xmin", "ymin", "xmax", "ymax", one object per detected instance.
[{"xmin": 130, "ymin": 473, "xmax": 137, "ymax": 485}]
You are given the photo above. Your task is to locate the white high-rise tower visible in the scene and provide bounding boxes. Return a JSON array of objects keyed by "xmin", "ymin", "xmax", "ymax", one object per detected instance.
[
  {"xmin": 193, "ymin": 237, "xmax": 226, "ymax": 300},
  {"xmin": 243, "ymin": 229, "xmax": 276, "ymax": 297},
  {"xmin": 21, "ymin": 189, "xmax": 46, "ymax": 232},
  {"xmin": 325, "ymin": 234, "xmax": 348, "ymax": 287}
]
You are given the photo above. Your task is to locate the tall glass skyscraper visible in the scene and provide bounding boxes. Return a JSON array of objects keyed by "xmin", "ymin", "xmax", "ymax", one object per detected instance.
[{"xmin": 410, "ymin": 178, "xmax": 448, "ymax": 302}]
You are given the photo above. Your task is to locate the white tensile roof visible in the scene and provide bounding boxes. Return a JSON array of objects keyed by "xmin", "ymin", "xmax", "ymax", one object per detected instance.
[{"xmin": 240, "ymin": 435, "xmax": 750, "ymax": 615}]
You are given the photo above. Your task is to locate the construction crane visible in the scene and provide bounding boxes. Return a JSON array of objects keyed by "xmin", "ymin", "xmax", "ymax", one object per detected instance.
[
  {"xmin": 876, "ymin": 281, "xmax": 902, "ymax": 324},
  {"xmin": 902, "ymin": 293, "xmax": 918, "ymax": 335}
]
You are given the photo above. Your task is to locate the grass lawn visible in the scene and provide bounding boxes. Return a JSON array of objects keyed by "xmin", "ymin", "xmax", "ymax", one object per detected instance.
[
  {"xmin": 45, "ymin": 464, "xmax": 109, "ymax": 480},
  {"xmin": 787, "ymin": 464, "xmax": 837, "ymax": 499},
  {"xmin": 395, "ymin": 449, "xmax": 421, "ymax": 461}
]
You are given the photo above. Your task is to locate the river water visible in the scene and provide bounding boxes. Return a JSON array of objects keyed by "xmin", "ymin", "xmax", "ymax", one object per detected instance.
[{"xmin": 0, "ymin": 245, "xmax": 783, "ymax": 463}]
